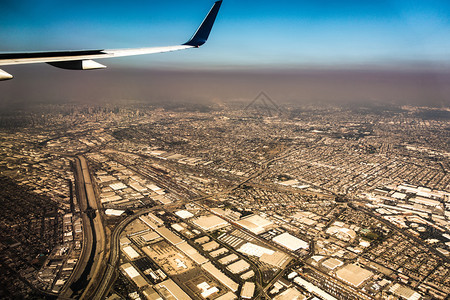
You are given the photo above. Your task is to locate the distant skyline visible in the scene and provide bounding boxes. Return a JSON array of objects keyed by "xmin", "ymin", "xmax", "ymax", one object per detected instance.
[{"xmin": 2, "ymin": 0, "xmax": 450, "ymax": 69}]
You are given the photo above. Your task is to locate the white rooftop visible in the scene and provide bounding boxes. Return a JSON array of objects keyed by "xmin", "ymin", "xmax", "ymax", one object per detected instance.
[
  {"xmin": 123, "ymin": 266, "xmax": 140, "ymax": 278},
  {"xmin": 238, "ymin": 242, "xmax": 274, "ymax": 257},
  {"xmin": 175, "ymin": 210, "xmax": 194, "ymax": 219},
  {"xmin": 193, "ymin": 215, "xmax": 229, "ymax": 231},
  {"xmin": 123, "ymin": 246, "xmax": 140, "ymax": 259},
  {"xmin": 273, "ymin": 232, "xmax": 308, "ymax": 251},
  {"xmin": 105, "ymin": 209, "xmax": 125, "ymax": 216}
]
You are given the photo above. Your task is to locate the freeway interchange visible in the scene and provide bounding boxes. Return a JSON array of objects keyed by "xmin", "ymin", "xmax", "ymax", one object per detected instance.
[
  {"xmin": 64, "ymin": 154, "xmax": 333, "ymax": 300},
  {"xmin": 62, "ymin": 153, "xmax": 394, "ymax": 300}
]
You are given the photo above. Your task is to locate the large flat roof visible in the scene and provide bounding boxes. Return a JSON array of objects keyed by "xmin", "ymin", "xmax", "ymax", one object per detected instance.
[
  {"xmin": 176, "ymin": 242, "xmax": 209, "ymax": 265},
  {"xmin": 193, "ymin": 215, "xmax": 229, "ymax": 231},
  {"xmin": 141, "ymin": 231, "xmax": 160, "ymax": 242},
  {"xmin": 122, "ymin": 246, "xmax": 140, "ymax": 260},
  {"xmin": 241, "ymin": 282, "xmax": 255, "ymax": 299},
  {"xmin": 336, "ymin": 264, "xmax": 373, "ymax": 288},
  {"xmin": 202, "ymin": 262, "xmax": 239, "ymax": 292},
  {"xmin": 214, "ymin": 292, "xmax": 237, "ymax": 300},
  {"xmin": 294, "ymin": 277, "xmax": 337, "ymax": 300},
  {"xmin": 155, "ymin": 227, "xmax": 184, "ymax": 245},
  {"xmin": 175, "ymin": 210, "xmax": 194, "ymax": 219},
  {"xmin": 273, "ymin": 287, "xmax": 306, "ymax": 300},
  {"xmin": 155, "ymin": 279, "xmax": 192, "ymax": 300},
  {"xmin": 322, "ymin": 258, "xmax": 343, "ymax": 270},
  {"xmin": 121, "ymin": 263, "xmax": 148, "ymax": 288},
  {"xmin": 238, "ymin": 242, "xmax": 274, "ymax": 258},
  {"xmin": 237, "ymin": 214, "xmax": 273, "ymax": 234},
  {"xmin": 273, "ymin": 232, "xmax": 308, "ymax": 251},
  {"xmin": 227, "ymin": 259, "xmax": 250, "ymax": 274}
]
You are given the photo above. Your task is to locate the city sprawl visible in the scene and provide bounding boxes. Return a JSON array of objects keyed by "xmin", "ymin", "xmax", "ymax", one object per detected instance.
[{"xmin": 0, "ymin": 101, "xmax": 449, "ymax": 300}]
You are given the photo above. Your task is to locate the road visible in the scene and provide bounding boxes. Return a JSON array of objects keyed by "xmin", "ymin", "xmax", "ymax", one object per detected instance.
[
  {"xmin": 59, "ymin": 156, "xmax": 107, "ymax": 299},
  {"xmin": 94, "ymin": 208, "xmax": 156, "ymax": 300},
  {"xmin": 93, "ymin": 148, "xmax": 297, "ymax": 298},
  {"xmin": 59, "ymin": 157, "xmax": 94, "ymax": 299},
  {"xmin": 78, "ymin": 155, "xmax": 108, "ymax": 299}
]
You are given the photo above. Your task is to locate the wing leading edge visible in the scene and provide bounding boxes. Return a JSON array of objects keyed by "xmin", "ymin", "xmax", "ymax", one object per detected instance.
[{"xmin": 0, "ymin": 0, "xmax": 222, "ymax": 80}]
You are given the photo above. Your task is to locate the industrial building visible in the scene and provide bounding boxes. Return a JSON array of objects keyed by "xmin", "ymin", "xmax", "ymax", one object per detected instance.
[
  {"xmin": 175, "ymin": 210, "xmax": 194, "ymax": 219},
  {"xmin": 155, "ymin": 227, "xmax": 184, "ymax": 246},
  {"xmin": 237, "ymin": 214, "xmax": 273, "ymax": 234},
  {"xmin": 197, "ymin": 282, "xmax": 219, "ymax": 298},
  {"xmin": 260, "ymin": 251, "xmax": 290, "ymax": 268},
  {"xmin": 219, "ymin": 254, "xmax": 239, "ymax": 265},
  {"xmin": 389, "ymin": 283, "xmax": 422, "ymax": 300},
  {"xmin": 227, "ymin": 260, "xmax": 250, "ymax": 274},
  {"xmin": 273, "ymin": 232, "xmax": 309, "ymax": 251},
  {"xmin": 176, "ymin": 242, "xmax": 209, "ymax": 265},
  {"xmin": 120, "ymin": 263, "xmax": 148, "ymax": 288},
  {"xmin": 201, "ymin": 262, "xmax": 238, "ymax": 292},
  {"xmin": 241, "ymin": 270, "xmax": 255, "ymax": 280},
  {"xmin": 192, "ymin": 214, "xmax": 229, "ymax": 232},
  {"xmin": 122, "ymin": 246, "xmax": 140, "ymax": 260},
  {"xmin": 240, "ymin": 282, "xmax": 255, "ymax": 299},
  {"xmin": 273, "ymin": 287, "xmax": 306, "ymax": 300},
  {"xmin": 202, "ymin": 241, "xmax": 220, "ymax": 252},
  {"xmin": 238, "ymin": 242, "xmax": 274, "ymax": 257},
  {"xmin": 155, "ymin": 279, "xmax": 192, "ymax": 300},
  {"xmin": 140, "ymin": 215, "xmax": 159, "ymax": 230},
  {"xmin": 141, "ymin": 231, "xmax": 160, "ymax": 243},
  {"xmin": 210, "ymin": 247, "xmax": 229, "ymax": 258},
  {"xmin": 294, "ymin": 276, "xmax": 337, "ymax": 300},
  {"xmin": 214, "ymin": 292, "xmax": 237, "ymax": 300},
  {"xmin": 322, "ymin": 258, "xmax": 344, "ymax": 270},
  {"xmin": 336, "ymin": 264, "xmax": 374, "ymax": 288}
]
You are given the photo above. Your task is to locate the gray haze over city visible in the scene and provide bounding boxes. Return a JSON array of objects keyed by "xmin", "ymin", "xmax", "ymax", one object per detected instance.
[{"xmin": 2, "ymin": 65, "xmax": 449, "ymax": 109}]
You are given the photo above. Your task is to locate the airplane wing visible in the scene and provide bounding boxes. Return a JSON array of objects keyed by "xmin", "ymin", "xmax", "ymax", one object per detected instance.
[{"xmin": 0, "ymin": 0, "xmax": 222, "ymax": 80}]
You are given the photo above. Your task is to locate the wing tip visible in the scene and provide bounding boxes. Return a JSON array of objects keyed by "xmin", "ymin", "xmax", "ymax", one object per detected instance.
[{"xmin": 184, "ymin": 0, "xmax": 223, "ymax": 47}]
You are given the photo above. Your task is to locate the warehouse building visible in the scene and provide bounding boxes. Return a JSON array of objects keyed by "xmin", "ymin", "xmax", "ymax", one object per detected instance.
[
  {"xmin": 214, "ymin": 292, "xmax": 237, "ymax": 300},
  {"xmin": 141, "ymin": 231, "xmax": 160, "ymax": 243},
  {"xmin": 273, "ymin": 232, "xmax": 308, "ymax": 251},
  {"xmin": 336, "ymin": 264, "xmax": 373, "ymax": 288},
  {"xmin": 227, "ymin": 260, "xmax": 250, "ymax": 274},
  {"xmin": 202, "ymin": 262, "xmax": 238, "ymax": 292},
  {"xmin": 155, "ymin": 227, "xmax": 184, "ymax": 246},
  {"xmin": 192, "ymin": 214, "xmax": 229, "ymax": 232},
  {"xmin": 219, "ymin": 254, "xmax": 239, "ymax": 265},
  {"xmin": 241, "ymin": 282, "xmax": 255, "ymax": 299},
  {"xmin": 202, "ymin": 241, "xmax": 220, "ymax": 252},
  {"xmin": 122, "ymin": 246, "xmax": 140, "ymax": 260},
  {"xmin": 260, "ymin": 251, "xmax": 290, "ymax": 268},
  {"xmin": 237, "ymin": 214, "xmax": 273, "ymax": 234},
  {"xmin": 175, "ymin": 210, "xmax": 195, "ymax": 219},
  {"xmin": 176, "ymin": 242, "xmax": 209, "ymax": 265},
  {"xmin": 121, "ymin": 263, "xmax": 148, "ymax": 288},
  {"xmin": 155, "ymin": 279, "xmax": 192, "ymax": 300}
]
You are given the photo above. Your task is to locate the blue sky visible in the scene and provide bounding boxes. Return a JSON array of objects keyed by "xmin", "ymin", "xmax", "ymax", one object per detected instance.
[{"xmin": 2, "ymin": 0, "xmax": 450, "ymax": 69}]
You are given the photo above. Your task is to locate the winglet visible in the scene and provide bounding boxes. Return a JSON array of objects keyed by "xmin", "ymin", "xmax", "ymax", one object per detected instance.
[{"xmin": 184, "ymin": 0, "xmax": 223, "ymax": 47}]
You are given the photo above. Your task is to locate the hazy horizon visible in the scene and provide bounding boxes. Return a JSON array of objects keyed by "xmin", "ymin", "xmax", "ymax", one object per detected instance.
[
  {"xmin": 2, "ymin": 0, "xmax": 449, "ymax": 111},
  {"xmin": 1, "ymin": 65, "xmax": 449, "ymax": 112}
]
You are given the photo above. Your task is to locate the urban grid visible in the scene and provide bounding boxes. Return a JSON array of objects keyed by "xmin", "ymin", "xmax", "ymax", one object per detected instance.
[{"xmin": 0, "ymin": 98, "xmax": 449, "ymax": 300}]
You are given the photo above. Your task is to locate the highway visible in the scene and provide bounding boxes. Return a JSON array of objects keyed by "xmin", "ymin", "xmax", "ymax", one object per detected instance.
[
  {"xmin": 92, "ymin": 146, "xmax": 340, "ymax": 299},
  {"xmin": 94, "ymin": 208, "xmax": 155, "ymax": 300},
  {"xmin": 60, "ymin": 156, "xmax": 107, "ymax": 299},
  {"xmin": 93, "ymin": 148, "xmax": 297, "ymax": 299},
  {"xmin": 59, "ymin": 157, "xmax": 94, "ymax": 298},
  {"xmin": 78, "ymin": 156, "xmax": 108, "ymax": 299}
]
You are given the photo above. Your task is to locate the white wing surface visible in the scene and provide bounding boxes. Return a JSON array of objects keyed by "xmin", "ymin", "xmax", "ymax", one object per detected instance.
[{"xmin": 0, "ymin": 1, "xmax": 222, "ymax": 80}]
